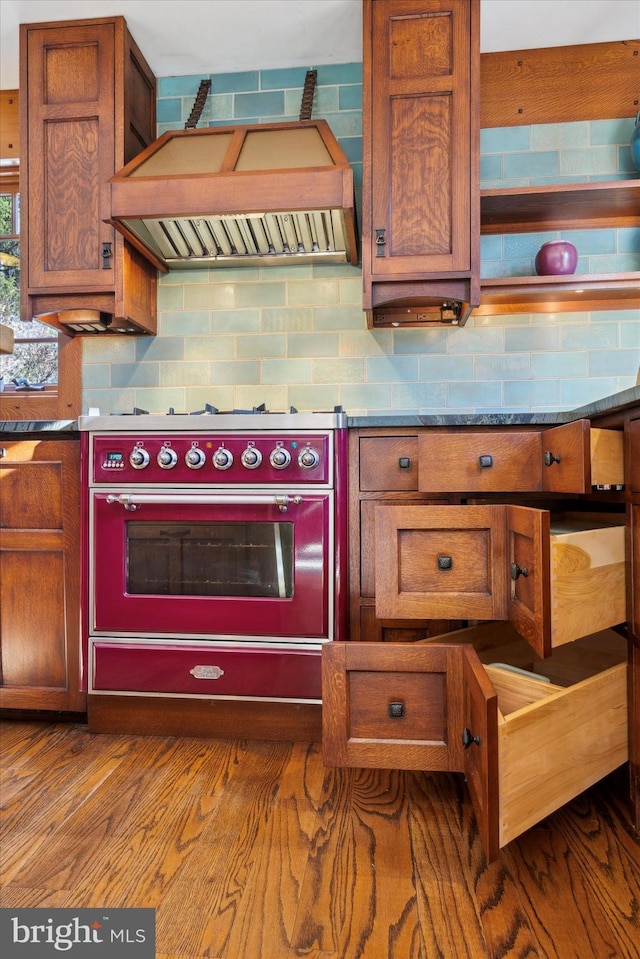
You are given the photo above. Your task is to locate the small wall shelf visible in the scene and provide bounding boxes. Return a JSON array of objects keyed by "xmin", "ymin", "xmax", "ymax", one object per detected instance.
[
  {"xmin": 476, "ymin": 178, "xmax": 640, "ymax": 316},
  {"xmin": 480, "ymin": 179, "xmax": 640, "ymax": 234}
]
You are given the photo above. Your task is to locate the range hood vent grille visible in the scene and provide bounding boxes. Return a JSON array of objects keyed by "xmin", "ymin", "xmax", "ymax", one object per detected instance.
[{"xmin": 109, "ymin": 120, "xmax": 358, "ymax": 271}]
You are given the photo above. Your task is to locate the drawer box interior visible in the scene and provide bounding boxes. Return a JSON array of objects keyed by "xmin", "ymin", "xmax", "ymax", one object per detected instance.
[
  {"xmin": 477, "ymin": 629, "xmax": 628, "ymax": 849},
  {"xmin": 548, "ymin": 514, "xmax": 626, "ymax": 646}
]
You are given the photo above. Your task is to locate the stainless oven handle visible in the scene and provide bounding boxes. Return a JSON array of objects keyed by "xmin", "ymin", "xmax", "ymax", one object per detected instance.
[{"xmin": 105, "ymin": 493, "xmax": 302, "ymax": 512}]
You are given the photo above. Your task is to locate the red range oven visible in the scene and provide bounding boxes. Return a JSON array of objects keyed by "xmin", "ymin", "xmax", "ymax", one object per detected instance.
[{"xmin": 79, "ymin": 407, "xmax": 348, "ymax": 704}]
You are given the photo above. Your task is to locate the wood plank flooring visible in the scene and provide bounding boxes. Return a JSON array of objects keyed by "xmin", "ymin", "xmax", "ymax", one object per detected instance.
[{"xmin": 1, "ymin": 719, "xmax": 639, "ymax": 959}]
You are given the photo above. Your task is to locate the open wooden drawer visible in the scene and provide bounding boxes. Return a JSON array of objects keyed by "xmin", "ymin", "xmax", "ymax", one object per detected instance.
[
  {"xmin": 374, "ymin": 505, "xmax": 626, "ymax": 657},
  {"xmin": 322, "ymin": 624, "xmax": 628, "ymax": 862},
  {"xmin": 417, "ymin": 420, "xmax": 624, "ymax": 494}
]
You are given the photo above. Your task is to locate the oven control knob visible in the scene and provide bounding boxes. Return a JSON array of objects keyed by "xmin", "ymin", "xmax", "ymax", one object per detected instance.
[
  {"xmin": 269, "ymin": 446, "xmax": 291, "ymax": 469},
  {"xmin": 157, "ymin": 446, "xmax": 178, "ymax": 469},
  {"xmin": 241, "ymin": 445, "xmax": 263, "ymax": 469},
  {"xmin": 298, "ymin": 447, "xmax": 320, "ymax": 469},
  {"xmin": 129, "ymin": 448, "xmax": 150, "ymax": 469},
  {"xmin": 185, "ymin": 447, "xmax": 206, "ymax": 469},
  {"xmin": 213, "ymin": 446, "xmax": 234, "ymax": 470}
]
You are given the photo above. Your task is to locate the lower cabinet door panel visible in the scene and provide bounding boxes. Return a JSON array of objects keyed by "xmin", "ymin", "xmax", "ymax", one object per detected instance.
[{"xmin": 322, "ymin": 626, "xmax": 628, "ymax": 862}]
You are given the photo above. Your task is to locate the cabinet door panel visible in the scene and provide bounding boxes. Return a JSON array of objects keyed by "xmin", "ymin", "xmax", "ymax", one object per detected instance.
[
  {"xmin": 1, "ymin": 551, "xmax": 67, "ymax": 687},
  {"xmin": 368, "ymin": 0, "xmax": 473, "ymax": 278},
  {"xmin": 0, "ymin": 440, "xmax": 83, "ymax": 711},
  {"xmin": 374, "ymin": 504, "xmax": 508, "ymax": 620},
  {"xmin": 26, "ymin": 23, "xmax": 116, "ymax": 291},
  {"xmin": 506, "ymin": 505, "xmax": 551, "ymax": 658}
]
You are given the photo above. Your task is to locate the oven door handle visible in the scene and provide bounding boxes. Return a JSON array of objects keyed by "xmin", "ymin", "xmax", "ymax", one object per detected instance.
[{"xmin": 105, "ymin": 492, "xmax": 303, "ymax": 512}]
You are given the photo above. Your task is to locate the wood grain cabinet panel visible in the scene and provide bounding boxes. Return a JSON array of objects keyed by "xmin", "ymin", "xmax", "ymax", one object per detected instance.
[
  {"xmin": 323, "ymin": 626, "xmax": 628, "ymax": 862},
  {"xmin": 362, "ymin": 0, "xmax": 480, "ymax": 327},
  {"xmin": 20, "ymin": 16, "xmax": 157, "ymax": 335},
  {"xmin": 0, "ymin": 439, "xmax": 84, "ymax": 711}
]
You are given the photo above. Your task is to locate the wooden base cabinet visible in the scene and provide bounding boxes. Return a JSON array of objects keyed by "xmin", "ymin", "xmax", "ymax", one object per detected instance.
[
  {"xmin": 344, "ymin": 407, "xmax": 637, "ymax": 855},
  {"xmin": 0, "ymin": 438, "xmax": 84, "ymax": 711},
  {"xmin": 20, "ymin": 17, "xmax": 157, "ymax": 335},
  {"xmin": 323, "ymin": 624, "xmax": 628, "ymax": 862}
]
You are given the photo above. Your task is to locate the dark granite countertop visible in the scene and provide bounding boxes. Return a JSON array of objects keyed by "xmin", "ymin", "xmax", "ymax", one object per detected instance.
[{"xmin": 346, "ymin": 386, "xmax": 640, "ymax": 428}]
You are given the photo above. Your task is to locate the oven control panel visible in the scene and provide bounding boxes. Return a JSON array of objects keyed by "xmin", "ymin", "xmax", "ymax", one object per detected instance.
[{"xmin": 91, "ymin": 432, "xmax": 332, "ymax": 485}]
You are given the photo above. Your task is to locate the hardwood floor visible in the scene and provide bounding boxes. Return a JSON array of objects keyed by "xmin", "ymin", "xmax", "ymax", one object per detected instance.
[{"xmin": 1, "ymin": 718, "xmax": 639, "ymax": 959}]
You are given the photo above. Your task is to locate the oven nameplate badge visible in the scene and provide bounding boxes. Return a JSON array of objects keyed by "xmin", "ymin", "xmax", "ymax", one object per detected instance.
[{"xmin": 190, "ymin": 665, "xmax": 225, "ymax": 680}]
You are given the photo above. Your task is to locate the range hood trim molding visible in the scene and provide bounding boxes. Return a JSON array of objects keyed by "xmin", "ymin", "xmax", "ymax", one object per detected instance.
[{"xmin": 109, "ymin": 119, "xmax": 358, "ymax": 271}]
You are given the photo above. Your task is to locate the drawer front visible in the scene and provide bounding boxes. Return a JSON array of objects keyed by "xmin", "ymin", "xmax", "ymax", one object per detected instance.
[
  {"xmin": 374, "ymin": 504, "xmax": 508, "ymax": 620},
  {"xmin": 322, "ymin": 641, "xmax": 471, "ymax": 771},
  {"xmin": 360, "ymin": 436, "xmax": 418, "ymax": 490},
  {"xmin": 418, "ymin": 432, "xmax": 542, "ymax": 492},
  {"xmin": 91, "ymin": 642, "xmax": 322, "ymax": 701}
]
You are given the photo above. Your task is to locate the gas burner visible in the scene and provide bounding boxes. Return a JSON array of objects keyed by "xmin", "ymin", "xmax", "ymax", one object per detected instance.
[{"xmin": 112, "ymin": 407, "xmax": 150, "ymax": 416}]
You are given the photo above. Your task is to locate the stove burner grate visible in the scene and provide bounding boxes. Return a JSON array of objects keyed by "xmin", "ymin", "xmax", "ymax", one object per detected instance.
[{"xmin": 109, "ymin": 403, "xmax": 344, "ymax": 418}]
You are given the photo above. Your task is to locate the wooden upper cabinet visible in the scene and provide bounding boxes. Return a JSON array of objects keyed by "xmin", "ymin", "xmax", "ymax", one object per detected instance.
[
  {"xmin": 362, "ymin": 0, "xmax": 480, "ymax": 327},
  {"xmin": 20, "ymin": 17, "xmax": 157, "ymax": 335}
]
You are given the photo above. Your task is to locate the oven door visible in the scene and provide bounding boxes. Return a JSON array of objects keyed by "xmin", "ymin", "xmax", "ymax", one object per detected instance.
[{"xmin": 90, "ymin": 490, "xmax": 332, "ymax": 640}]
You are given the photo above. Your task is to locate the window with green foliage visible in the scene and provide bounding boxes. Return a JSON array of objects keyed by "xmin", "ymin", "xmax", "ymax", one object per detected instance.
[{"xmin": 0, "ymin": 179, "xmax": 58, "ymax": 390}]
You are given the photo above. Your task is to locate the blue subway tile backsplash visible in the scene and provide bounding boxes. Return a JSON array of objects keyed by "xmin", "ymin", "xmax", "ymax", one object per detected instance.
[{"xmin": 81, "ymin": 71, "xmax": 640, "ymax": 416}]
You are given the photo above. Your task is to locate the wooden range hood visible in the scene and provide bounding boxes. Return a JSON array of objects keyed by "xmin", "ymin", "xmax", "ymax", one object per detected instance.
[{"xmin": 108, "ymin": 120, "xmax": 358, "ymax": 271}]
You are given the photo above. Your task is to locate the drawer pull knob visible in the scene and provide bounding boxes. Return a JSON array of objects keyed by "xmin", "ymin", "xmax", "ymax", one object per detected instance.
[
  {"xmin": 437, "ymin": 555, "xmax": 453, "ymax": 571},
  {"xmin": 388, "ymin": 702, "xmax": 405, "ymax": 719},
  {"xmin": 511, "ymin": 562, "xmax": 529, "ymax": 580},
  {"xmin": 478, "ymin": 454, "xmax": 493, "ymax": 468},
  {"xmin": 544, "ymin": 450, "xmax": 561, "ymax": 467},
  {"xmin": 462, "ymin": 727, "xmax": 480, "ymax": 749},
  {"xmin": 398, "ymin": 457, "xmax": 411, "ymax": 469}
]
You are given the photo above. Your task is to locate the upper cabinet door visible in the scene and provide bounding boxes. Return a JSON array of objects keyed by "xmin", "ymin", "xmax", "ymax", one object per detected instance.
[
  {"xmin": 366, "ymin": 0, "xmax": 476, "ymax": 279},
  {"xmin": 24, "ymin": 22, "xmax": 117, "ymax": 292}
]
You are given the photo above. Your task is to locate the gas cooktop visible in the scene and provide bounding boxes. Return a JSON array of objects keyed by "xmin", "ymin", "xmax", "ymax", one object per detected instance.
[{"xmin": 77, "ymin": 404, "xmax": 347, "ymax": 431}]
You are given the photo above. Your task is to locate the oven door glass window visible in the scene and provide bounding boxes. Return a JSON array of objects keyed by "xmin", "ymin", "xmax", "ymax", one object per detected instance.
[{"xmin": 126, "ymin": 521, "xmax": 294, "ymax": 598}]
